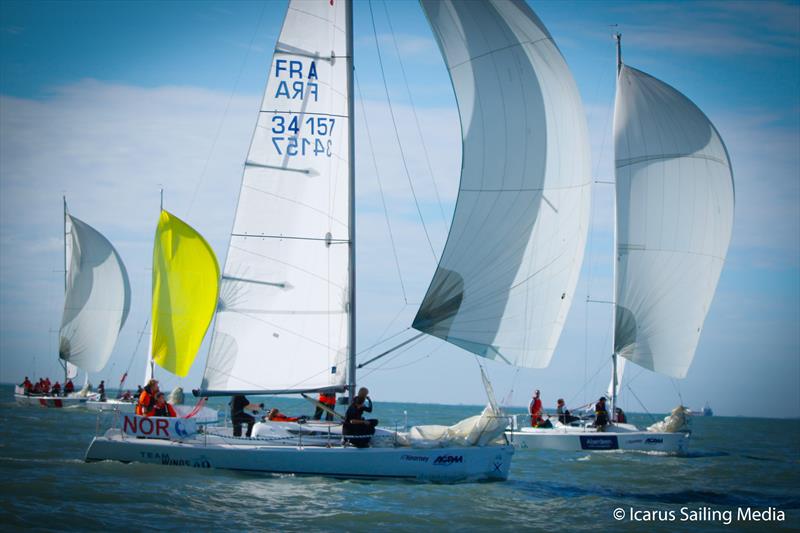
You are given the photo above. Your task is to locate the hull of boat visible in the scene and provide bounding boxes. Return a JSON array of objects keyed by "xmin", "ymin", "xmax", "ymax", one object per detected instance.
[
  {"xmin": 14, "ymin": 393, "xmax": 91, "ymax": 408},
  {"xmin": 84, "ymin": 402, "xmax": 219, "ymax": 423},
  {"xmin": 507, "ymin": 427, "xmax": 689, "ymax": 454},
  {"xmin": 85, "ymin": 431, "xmax": 513, "ymax": 482},
  {"xmin": 86, "ymin": 400, "xmax": 136, "ymax": 413}
]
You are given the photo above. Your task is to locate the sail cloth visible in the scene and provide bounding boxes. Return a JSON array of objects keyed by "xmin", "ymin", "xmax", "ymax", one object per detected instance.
[
  {"xmin": 151, "ymin": 210, "xmax": 220, "ymax": 378},
  {"xmin": 59, "ymin": 215, "xmax": 131, "ymax": 373},
  {"xmin": 614, "ymin": 65, "xmax": 734, "ymax": 378},
  {"xmin": 414, "ymin": 0, "xmax": 592, "ymax": 368},
  {"xmin": 200, "ymin": 0, "xmax": 350, "ymax": 394}
]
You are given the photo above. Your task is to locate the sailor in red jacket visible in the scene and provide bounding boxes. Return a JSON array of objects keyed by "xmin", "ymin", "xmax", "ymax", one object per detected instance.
[
  {"xmin": 529, "ymin": 389, "xmax": 543, "ymax": 427},
  {"xmin": 267, "ymin": 408, "xmax": 306, "ymax": 423},
  {"xmin": 312, "ymin": 392, "xmax": 336, "ymax": 421},
  {"xmin": 146, "ymin": 392, "xmax": 177, "ymax": 417}
]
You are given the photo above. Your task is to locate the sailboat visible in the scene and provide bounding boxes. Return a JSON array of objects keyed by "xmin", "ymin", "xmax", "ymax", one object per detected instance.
[
  {"xmin": 15, "ymin": 198, "xmax": 131, "ymax": 408},
  {"xmin": 85, "ymin": 0, "xmax": 591, "ymax": 481},
  {"xmin": 86, "ymin": 208, "xmax": 221, "ymax": 424},
  {"xmin": 507, "ymin": 34, "xmax": 734, "ymax": 453}
]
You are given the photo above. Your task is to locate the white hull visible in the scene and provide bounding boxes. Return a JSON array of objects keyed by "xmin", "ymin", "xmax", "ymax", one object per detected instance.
[
  {"xmin": 85, "ymin": 430, "xmax": 513, "ymax": 482},
  {"xmin": 85, "ymin": 400, "xmax": 220, "ymax": 424},
  {"xmin": 507, "ymin": 423, "xmax": 689, "ymax": 454},
  {"xmin": 14, "ymin": 387, "xmax": 96, "ymax": 408}
]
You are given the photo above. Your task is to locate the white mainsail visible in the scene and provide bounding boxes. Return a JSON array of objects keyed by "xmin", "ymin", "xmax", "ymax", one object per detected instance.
[
  {"xmin": 413, "ymin": 0, "xmax": 592, "ymax": 368},
  {"xmin": 613, "ymin": 65, "xmax": 734, "ymax": 379},
  {"xmin": 200, "ymin": 0, "xmax": 350, "ymax": 394},
  {"xmin": 59, "ymin": 215, "xmax": 131, "ymax": 373}
]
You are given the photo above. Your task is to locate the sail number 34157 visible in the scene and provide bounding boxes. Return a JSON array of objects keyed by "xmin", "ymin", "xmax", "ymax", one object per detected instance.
[{"xmin": 271, "ymin": 115, "xmax": 334, "ymax": 157}]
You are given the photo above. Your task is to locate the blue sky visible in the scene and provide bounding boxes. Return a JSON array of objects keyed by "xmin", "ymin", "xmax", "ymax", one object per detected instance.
[{"xmin": 1, "ymin": 0, "xmax": 798, "ymax": 417}]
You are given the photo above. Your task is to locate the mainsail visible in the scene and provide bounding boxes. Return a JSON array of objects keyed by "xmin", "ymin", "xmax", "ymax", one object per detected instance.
[
  {"xmin": 413, "ymin": 0, "xmax": 592, "ymax": 368},
  {"xmin": 200, "ymin": 0, "xmax": 351, "ymax": 394},
  {"xmin": 59, "ymin": 214, "xmax": 131, "ymax": 373},
  {"xmin": 151, "ymin": 210, "xmax": 219, "ymax": 378},
  {"xmin": 613, "ymin": 65, "xmax": 734, "ymax": 378}
]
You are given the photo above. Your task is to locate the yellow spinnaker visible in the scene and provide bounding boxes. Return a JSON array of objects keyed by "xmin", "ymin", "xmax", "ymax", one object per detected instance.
[{"xmin": 151, "ymin": 210, "xmax": 220, "ymax": 377}]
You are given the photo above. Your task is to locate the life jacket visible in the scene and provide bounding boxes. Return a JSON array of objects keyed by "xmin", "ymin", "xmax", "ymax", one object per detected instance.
[
  {"xmin": 319, "ymin": 393, "xmax": 336, "ymax": 406},
  {"xmin": 148, "ymin": 403, "xmax": 176, "ymax": 417},
  {"xmin": 269, "ymin": 413, "xmax": 299, "ymax": 422},
  {"xmin": 136, "ymin": 388, "xmax": 156, "ymax": 415}
]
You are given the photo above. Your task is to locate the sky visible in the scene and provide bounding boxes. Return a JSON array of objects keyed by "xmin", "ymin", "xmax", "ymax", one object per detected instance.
[{"xmin": 0, "ymin": 0, "xmax": 798, "ymax": 418}]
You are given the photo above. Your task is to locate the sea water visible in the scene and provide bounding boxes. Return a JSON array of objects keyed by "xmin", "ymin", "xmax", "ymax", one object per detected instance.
[{"xmin": 0, "ymin": 385, "xmax": 797, "ymax": 532}]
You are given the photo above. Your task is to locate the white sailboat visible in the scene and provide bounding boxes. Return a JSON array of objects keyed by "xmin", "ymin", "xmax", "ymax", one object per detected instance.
[
  {"xmin": 85, "ymin": 0, "xmax": 590, "ymax": 481},
  {"xmin": 16, "ymin": 198, "xmax": 131, "ymax": 408},
  {"xmin": 507, "ymin": 34, "xmax": 735, "ymax": 454}
]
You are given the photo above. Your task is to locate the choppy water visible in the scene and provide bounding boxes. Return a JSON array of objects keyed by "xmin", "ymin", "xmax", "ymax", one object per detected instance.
[{"xmin": 0, "ymin": 385, "xmax": 798, "ymax": 532}]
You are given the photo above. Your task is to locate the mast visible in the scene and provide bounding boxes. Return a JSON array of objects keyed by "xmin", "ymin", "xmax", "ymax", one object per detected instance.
[
  {"xmin": 611, "ymin": 32, "xmax": 622, "ymax": 422},
  {"xmin": 345, "ymin": 0, "xmax": 357, "ymax": 404},
  {"xmin": 62, "ymin": 195, "xmax": 68, "ymax": 386}
]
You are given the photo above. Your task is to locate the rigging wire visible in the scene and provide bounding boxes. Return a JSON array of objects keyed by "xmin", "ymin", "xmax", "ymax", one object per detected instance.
[
  {"xmin": 355, "ymin": 71, "xmax": 409, "ymax": 303},
  {"xmin": 381, "ymin": 0, "xmax": 449, "ymax": 228},
  {"xmin": 367, "ymin": 0, "xmax": 439, "ymax": 263},
  {"xmin": 185, "ymin": 0, "xmax": 269, "ymax": 217}
]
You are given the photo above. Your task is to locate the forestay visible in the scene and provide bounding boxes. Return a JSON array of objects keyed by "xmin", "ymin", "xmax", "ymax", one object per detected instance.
[
  {"xmin": 414, "ymin": 0, "xmax": 591, "ymax": 368},
  {"xmin": 201, "ymin": 0, "xmax": 350, "ymax": 394},
  {"xmin": 59, "ymin": 215, "xmax": 131, "ymax": 373},
  {"xmin": 614, "ymin": 65, "xmax": 734, "ymax": 378}
]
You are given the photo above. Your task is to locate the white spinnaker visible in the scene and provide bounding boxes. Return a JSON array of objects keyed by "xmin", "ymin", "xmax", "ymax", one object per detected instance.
[
  {"xmin": 59, "ymin": 215, "xmax": 131, "ymax": 373},
  {"xmin": 414, "ymin": 0, "xmax": 591, "ymax": 368},
  {"xmin": 201, "ymin": 0, "xmax": 350, "ymax": 394},
  {"xmin": 614, "ymin": 65, "xmax": 734, "ymax": 379},
  {"xmin": 66, "ymin": 362, "xmax": 78, "ymax": 380}
]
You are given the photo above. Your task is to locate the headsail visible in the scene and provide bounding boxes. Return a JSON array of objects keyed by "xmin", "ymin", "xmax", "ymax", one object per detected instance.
[
  {"xmin": 59, "ymin": 215, "xmax": 131, "ymax": 373},
  {"xmin": 414, "ymin": 0, "xmax": 591, "ymax": 368},
  {"xmin": 151, "ymin": 210, "xmax": 220, "ymax": 378},
  {"xmin": 613, "ymin": 65, "xmax": 734, "ymax": 378},
  {"xmin": 200, "ymin": 0, "xmax": 351, "ymax": 394}
]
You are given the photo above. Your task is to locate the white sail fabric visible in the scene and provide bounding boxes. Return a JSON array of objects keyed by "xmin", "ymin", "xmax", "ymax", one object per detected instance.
[
  {"xmin": 201, "ymin": 0, "xmax": 350, "ymax": 394},
  {"xmin": 607, "ymin": 356, "xmax": 625, "ymax": 400},
  {"xmin": 414, "ymin": 0, "xmax": 591, "ymax": 368},
  {"xmin": 59, "ymin": 215, "xmax": 131, "ymax": 373},
  {"xmin": 66, "ymin": 361, "xmax": 78, "ymax": 380},
  {"xmin": 614, "ymin": 65, "xmax": 734, "ymax": 378}
]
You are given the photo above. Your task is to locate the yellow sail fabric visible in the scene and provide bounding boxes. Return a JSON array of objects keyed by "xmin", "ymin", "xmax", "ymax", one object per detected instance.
[{"xmin": 151, "ymin": 210, "xmax": 220, "ymax": 377}]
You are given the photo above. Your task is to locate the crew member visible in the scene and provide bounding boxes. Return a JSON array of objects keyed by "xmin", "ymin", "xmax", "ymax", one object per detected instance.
[
  {"xmin": 556, "ymin": 398, "xmax": 579, "ymax": 425},
  {"xmin": 343, "ymin": 388, "xmax": 377, "ymax": 448},
  {"xmin": 97, "ymin": 380, "xmax": 106, "ymax": 402},
  {"xmin": 594, "ymin": 397, "xmax": 609, "ymax": 430},
  {"xmin": 529, "ymin": 390, "xmax": 543, "ymax": 427},
  {"xmin": 51, "ymin": 381, "xmax": 62, "ymax": 396},
  {"xmin": 146, "ymin": 392, "xmax": 177, "ymax": 417},
  {"xmin": 614, "ymin": 406, "xmax": 627, "ymax": 424},
  {"xmin": 231, "ymin": 394, "xmax": 263, "ymax": 438},
  {"xmin": 64, "ymin": 379, "xmax": 75, "ymax": 394},
  {"xmin": 267, "ymin": 408, "xmax": 306, "ymax": 422},
  {"xmin": 136, "ymin": 379, "xmax": 159, "ymax": 415},
  {"xmin": 22, "ymin": 377, "xmax": 32, "ymax": 394},
  {"xmin": 313, "ymin": 392, "xmax": 336, "ymax": 421}
]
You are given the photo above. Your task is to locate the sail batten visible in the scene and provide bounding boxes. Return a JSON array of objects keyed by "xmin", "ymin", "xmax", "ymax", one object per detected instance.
[
  {"xmin": 200, "ymin": 0, "xmax": 350, "ymax": 395},
  {"xmin": 613, "ymin": 65, "xmax": 734, "ymax": 379},
  {"xmin": 59, "ymin": 215, "xmax": 131, "ymax": 373},
  {"xmin": 414, "ymin": 0, "xmax": 591, "ymax": 368}
]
